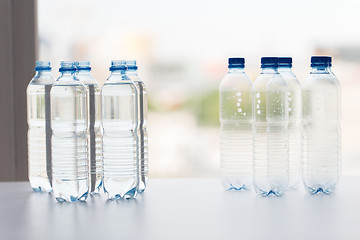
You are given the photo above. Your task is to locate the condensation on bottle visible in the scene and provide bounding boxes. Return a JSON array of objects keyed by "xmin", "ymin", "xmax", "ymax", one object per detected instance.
[
  {"xmin": 219, "ymin": 58, "xmax": 253, "ymax": 191},
  {"xmin": 253, "ymin": 57, "xmax": 289, "ymax": 197},
  {"xmin": 302, "ymin": 56, "xmax": 341, "ymax": 194},
  {"xmin": 278, "ymin": 57, "xmax": 302, "ymax": 190}
]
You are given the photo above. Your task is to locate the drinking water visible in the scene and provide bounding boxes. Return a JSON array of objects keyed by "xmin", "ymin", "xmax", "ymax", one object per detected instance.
[
  {"xmin": 27, "ymin": 61, "xmax": 55, "ymax": 192},
  {"xmin": 102, "ymin": 61, "xmax": 139, "ymax": 199},
  {"xmin": 302, "ymin": 56, "xmax": 341, "ymax": 194},
  {"xmin": 75, "ymin": 61, "xmax": 103, "ymax": 194},
  {"xmin": 219, "ymin": 58, "xmax": 253, "ymax": 191},
  {"xmin": 278, "ymin": 57, "xmax": 302, "ymax": 190},
  {"xmin": 51, "ymin": 61, "xmax": 89, "ymax": 202},
  {"xmin": 125, "ymin": 60, "xmax": 148, "ymax": 193},
  {"xmin": 253, "ymin": 57, "xmax": 289, "ymax": 196}
]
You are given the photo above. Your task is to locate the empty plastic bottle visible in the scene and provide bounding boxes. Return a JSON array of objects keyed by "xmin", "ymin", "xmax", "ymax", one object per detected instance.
[
  {"xmin": 27, "ymin": 61, "xmax": 55, "ymax": 192},
  {"xmin": 219, "ymin": 58, "xmax": 253, "ymax": 191},
  {"xmin": 51, "ymin": 61, "xmax": 89, "ymax": 202},
  {"xmin": 102, "ymin": 60, "xmax": 139, "ymax": 199},
  {"xmin": 75, "ymin": 61, "xmax": 103, "ymax": 194},
  {"xmin": 253, "ymin": 57, "xmax": 289, "ymax": 196},
  {"xmin": 302, "ymin": 56, "xmax": 341, "ymax": 194},
  {"xmin": 278, "ymin": 57, "xmax": 302, "ymax": 190},
  {"xmin": 125, "ymin": 60, "xmax": 148, "ymax": 193}
]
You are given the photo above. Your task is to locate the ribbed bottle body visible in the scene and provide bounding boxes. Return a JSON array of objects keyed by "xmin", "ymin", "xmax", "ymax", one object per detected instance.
[
  {"xmin": 51, "ymin": 72, "xmax": 89, "ymax": 202},
  {"xmin": 102, "ymin": 80, "xmax": 139, "ymax": 199},
  {"xmin": 27, "ymin": 79, "xmax": 54, "ymax": 192},
  {"xmin": 220, "ymin": 121, "xmax": 253, "ymax": 190},
  {"xmin": 83, "ymin": 83, "xmax": 103, "ymax": 193}
]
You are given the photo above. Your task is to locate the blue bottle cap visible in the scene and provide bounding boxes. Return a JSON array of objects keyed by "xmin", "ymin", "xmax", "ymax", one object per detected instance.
[
  {"xmin": 278, "ymin": 57, "xmax": 292, "ymax": 67},
  {"xmin": 311, "ymin": 56, "xmax": 332, "ymax": 67},
  {"xmin": 75, "ymin": 61, "xmax": 91, "ymax": 71},
  {"xmin": 261, "ymin": 57, "xmax": 279, "ymax": 68},
  {"xmin": 35, "ymin": 61, "xmax": 51, "ymax": 71},
  {"xmin": 109, "ymin": 60, "xmax": 127, "ymax": 71},
  {"xmin": 228, "ymin": 58, "xmax": 245, "ymax": 68},
  {"xmin": 125, "ymin": 60, "xmax": 138, "ymax": 70},
  {"xmin": 59, "ymin": 61, "xmax": 76, "ymax": 72}
]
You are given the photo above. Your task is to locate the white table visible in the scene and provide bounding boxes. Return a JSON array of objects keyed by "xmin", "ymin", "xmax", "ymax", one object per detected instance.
[{"xmin": 0, "ymin": 178, "xmax": 359, "ymax": 240}]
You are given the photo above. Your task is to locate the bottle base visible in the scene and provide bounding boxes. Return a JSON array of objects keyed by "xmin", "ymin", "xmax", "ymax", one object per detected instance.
[
  {"xmin": 138, "ymin": 178, "xmax": 148, "ymax": 194},
  {"xmin": 30, "ymin": 177, "xmax": 52, "ymax": 193},
  {"xmin": 138, "ymin": 182, "xmax": 147, "ymax": 194},
  {"xmin": 32, "ymin": 186, "xmax": 52, "ymax": 193},
  {"xmin": 304, "ymin": 185, "xmax": 336, "ymax": 195},
  {"xmin": 255, "ymin": 188, "xmax": 285, "ymax": 197},
  {"xmin": 221, "ymin": 177, "xmax": 252, "ymax": 192},
  {"xmin": 223, "ymin": 184, "xmax": 251, "ymax": 191},
  {"xmin": 55, "ymin": 191, "xmax": 89, "ymax": 202},
  {"xmin": 90, "ymin": 180, "xmax": 103, "ymax": 195},
  {"xmin": 106, "ymin": 187, "xmax": 138, "ymax": 200}
]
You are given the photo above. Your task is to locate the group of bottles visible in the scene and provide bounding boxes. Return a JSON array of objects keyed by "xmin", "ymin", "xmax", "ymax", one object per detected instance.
[
  {"xmin": 220, "ymin": 56, "xmax": 341, "ymax": 196},
  {"xmin": 27, "ymin": 60, "xmax": 148, "ymax": 202}
]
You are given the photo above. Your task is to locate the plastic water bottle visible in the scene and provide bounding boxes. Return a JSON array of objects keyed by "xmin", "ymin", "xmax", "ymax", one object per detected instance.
[
  {"xmin": 219, "ymin": 58, "xmax": 253, "ymax": 191},
  {"xmin": 125, "ymin": 60, "xmax": 148, "ymax": 193},
  {"xmin": 302, "ymin": 56, "xmax": 341, "ymax": 194},
  {"xmin": 51, "ymin": 61, "xmax": 89, "ymax": 202},
  {"xmin": 75, "ymin": 61, "xmax": 103, "ymax": 194},
  {"xmin": 278, "ymin": 57, "xmax": 302, "ymax": 190},
  {"xmin": 102, "ymin": 60, "xmax": 139, "ymax": 199},
  {"xmin": 27, "ymin": 61, "xmax": 55, "ymax": 192},
  {"xmin": 253, "ymin": 57, "xmax": 289, "ymax": 196}
]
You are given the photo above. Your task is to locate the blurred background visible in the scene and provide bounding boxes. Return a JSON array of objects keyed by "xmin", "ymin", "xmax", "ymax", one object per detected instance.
[
  {"xmin": 1, "ymin": 0, "xmax": 360, "ymax": 181},
  {"xmin": 37, "ymin": 0, "xmax": 360, "ymax": 178}
]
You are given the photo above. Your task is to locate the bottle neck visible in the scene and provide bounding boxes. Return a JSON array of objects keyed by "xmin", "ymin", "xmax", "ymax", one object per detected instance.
[
  {"xmin": 77, "ymin": 70, "xmax": 91, "ymax": 75},
  {"xmin": 126, "ymin": 69, "xmax": 137, "ymax": 74},
  {"xmin": 278, "ymin": 66, "xmax": 292, "ymax": 72},
  {"xmin": 35, "ymin": 70, "xmax": 51, "ymax": 76},
  {"xmin": 60, "ymin": 71, "xmax": 76, "ymax": 77},
  {"xmin": 110, "ymin": 70, "xmax": 128, "ymax": 80},
  {"xmin": 261, "ymin": 67, "xmax": 279, "ymax": 74},
  {"xmin": 311, "ymin": 66, "xmax": 331, "ymax": 74},
  {"xmin": 228, "ymin": 67, "xmax": 245, "ymax": 73}
]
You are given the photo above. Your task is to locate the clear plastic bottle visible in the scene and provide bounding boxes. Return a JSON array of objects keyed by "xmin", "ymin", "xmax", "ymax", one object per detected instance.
[
  {"xmin": 102, "ymin": 60, "xmax": 139, "ymax": 199},
  {"xmin": 219, "ymin": 58, "xmax": 253, "ymax": 191},
  {"xmin": 75, "ymin": 61, "xmax": 103, "ymax": 194},
  {"xmin": 125, "ymin": 60, "xmax": 148, "ymax": 193},
  {"xmin": 278, "ymin": 57, "xmax": 302, "ymax": 190},
  {"xmin": 27, "ymin": 61, "xmax": 55, "ymax": 192},
  {"xmin": 302, "ymin": 56, "xmax": 341, "ymax": 194},
  {"xmin": 253, "ymin": 57, "xmax": 289, "ymax": 196},
  {"xmin": 51, "ymin": 61, "xmax": 89, "ymax": 202}
]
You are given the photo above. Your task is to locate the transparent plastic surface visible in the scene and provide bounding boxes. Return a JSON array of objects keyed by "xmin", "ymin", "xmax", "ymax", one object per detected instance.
[
  {"xmin": 27, "ymin": 66, "xmax": 55, "ymax": 192},
  {"xmin": 102, "ymin": 69, "xmax": 139, "ymax": 199},
  {"xmin": 126, "ymin": 67, "xmax": 148, "ymax": 193},
  {"xmin": 76, "ymin": 67, "xmax": 103, "ymax": 194},
  {"xmin": 51, "ymin": 66, "xmax": 89, "ymax": 202},
  {"xmin": 302, "ymin": 66, "xmax": 341, "ymax": 194},
  {"xmin": 279, "ymin": 67, "xmax": 302, "ymax": 190},
  {"xmin": 219, "ymin": 67, "xmax": 253, "ymax": 191},
  {"xmin": 253, "ymin": 68, "xmax": 289, "ymax": 196}
]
